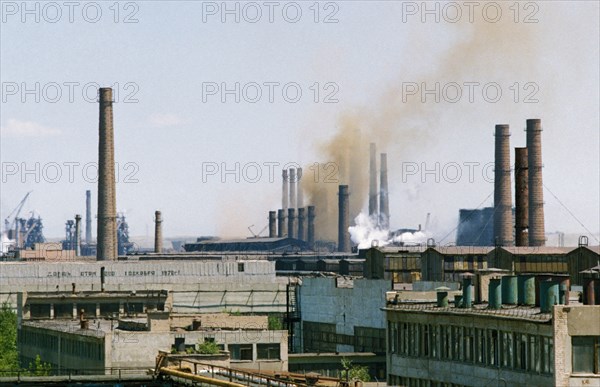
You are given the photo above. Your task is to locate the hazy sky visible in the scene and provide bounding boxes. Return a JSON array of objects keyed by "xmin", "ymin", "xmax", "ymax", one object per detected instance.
[{"xmin": 1, "ymin": 1, "xmax": 599, "ymax": 245}]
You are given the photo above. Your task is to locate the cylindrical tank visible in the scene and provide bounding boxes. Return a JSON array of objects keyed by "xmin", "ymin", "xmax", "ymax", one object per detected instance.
[
  {"xmin": 584, "ymin": 279, "xmax": 596, "ymax": 305},
  {"xmin": 540, "ymin": 280, "xmax": 559, "ymax": 313},
  {"xmin": 559, "ymin": 277, "xmax": 570, "ymax": 305},
  {"xmin": 501, "ymin": 275, "xmax": 518, "ymax": 305},
  {"xmin": 462, "ymin": 276, "xmax": 474, "ymax": 308},
  {"xmin": 436, "ymin": 290, "xmax": 449, "ymax": 307},
  {"xmin": 454, "ymin": 294, "xmax": 463, "ymax": 308},
  {"xmin": 488, "ymin": 278, "xmax": 502, "ymax": 309},
  {"xmin": 518, "ymin": 275, "xmax": 536, "ymax": 306}
]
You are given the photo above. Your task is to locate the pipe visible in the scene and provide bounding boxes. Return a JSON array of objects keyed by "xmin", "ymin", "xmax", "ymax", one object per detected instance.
[
  {"xmin": 97, "ymin": 87, "xmax": 118, "ymax": 261},
  {"xmin": 287, "ymin": 208, "xmax": 296, "ymax": 239},
  {"xmin": 368, "ymin": 143, "xmax": 377, "ymax": 217},
  {"xmin": 493, "ymin": 124, "xmax": 514, "ymax": 246},
  {"xmin": 74, "ymin": 214, "xmax": 81, "ymax": 256},
  {"xmin": 85, "ymin": 190, "xmax": 92, "ymax": 244},
  {"xmin": 514, "ymin": 147, "xmax": 529, "ymax": 246},
  {"xmin": 297, "ymin": 207, "xmax": 306, "ymax": 241},
  {"xmin": 289, "ymin": 168, "xmax": 296, "ymax": 210},
  {"xmin": 379, "ymin": 153, "xmax": 390, "ymax": 229},
  {"xmin": 297, "ymin": 167, "xmax": 304, "ymax": 208},
  {"xmin": 526, "ymin": 119, "xmax": 545, "ymax": 246},
  {"xmin": 338, "ymin": 185, "xmax": 350, "ymax": 252},
  {"xmin": 154, "ymin": 210, "xmax": 163, "ymax": 253},
  {"xmin": 282, "ymin": 169, "xmax": 289, "ymax": 211},
  {"xmin": 277, "ymin": 209, "xmax": 286, "ymax": 238},
  {"xmin": 307, "ymin": 205, "xmax": 316, "ymax": 249},
  {"xmin": 268, "ymin": 211, "xmax": 277, "ymax": 238},
  {"xmin": 159, "ymin": 368, "xmax": 246, "ymax": 387}
]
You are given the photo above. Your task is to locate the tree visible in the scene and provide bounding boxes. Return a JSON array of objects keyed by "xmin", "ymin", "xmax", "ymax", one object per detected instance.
[
  {"xmin": 340, "ymin": 357, "xmax": 371, "ymax": 382},
  {"xmin": 268, "ymin": 315, "xmax": 282, "ymax": 330},
  {"xmin": 0, "ymin": 302, "xmax": 19, "ymax": 374},
  {"xmin": 27, "ymin": 355, "xmax": 51, "ymax": 376},
  {"xmin": 197, "ymin": 340, "xmax": 220, "ymax": 355}
]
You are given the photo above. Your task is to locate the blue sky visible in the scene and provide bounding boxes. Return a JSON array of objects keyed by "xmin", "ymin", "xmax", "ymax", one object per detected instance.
[{"xmin": 1, "ymin": 1, "xmax": 599, "ymax": 244}]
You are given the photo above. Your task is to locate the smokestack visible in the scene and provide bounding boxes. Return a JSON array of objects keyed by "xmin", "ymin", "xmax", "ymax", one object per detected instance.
[
  {"xmin": 268, "ymin": 211, "xmax": 277, "ymax": 238},
  {"xmin": 368, "ymin": 143, "xmax": 378, "ymax": 217},
  {"xmin": 288, "ymin": 208, "xmax": 297, "ymax": 239},
  {"xmin": 307, "ymin": 205, "xmax": 316, "ymax": 248},
  {"xmin": 289, "ymin": 168, "xmax": 297, "ymax": 209},
  {"xmin": 338, "ymin": 185, "xmax": 351, "ymax": 252},
  {"xmin": 74, "ymin": 214, "xmax": 81, "ymax": 256},
  {"xmin": 277, "ymin": 209, "xmax": 287, "ymax": 237},
  {"xmin": 379, "ymin": 153, "xmax": 390, "ymax": 229},
  {"xmin": 282, "ymin": 170, "xmax": 289, "ymax": 211},
  {"xmin": 526, "ymin": 119, "xmax": 546, "ymax": 246},
  {"xmin": 493, "ymin": 124, "xmax": 514, "ymax": 246},
  {"xmin": 97, "ymin": 87, "xmax": 118, "ymax": 261},
  {"xmin": 297, "ymin": 207, "xmax": 306, "ymax": 241},
  {"xmin": 154, "ymin": 210, "xmax": 163, "ymax": 253},
  {"xmin": 515, "ymin": 147, "xmax": 529, "ymax": 246},
  {"xmin": 297, "ymin": 167, "xmax": 304, "ymax": 208},
  {"xmin": 85, "ymin": 190, "xmax": 92, "ymax": 244}
]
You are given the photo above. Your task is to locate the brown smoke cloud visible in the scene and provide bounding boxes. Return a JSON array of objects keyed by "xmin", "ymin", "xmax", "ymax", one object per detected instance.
[{"xmin": 302, "ymin": 15, "xmax": 539, "ymax": 241}]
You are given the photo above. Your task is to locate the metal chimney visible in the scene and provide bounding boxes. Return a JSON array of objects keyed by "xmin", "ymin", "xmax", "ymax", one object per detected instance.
[
  {"xmin": 526, "ymin": 119, "xmax": 545, "ymax": 246},
  {"xmin": 277, "ymin": 209, "xmax": 286, "ymax": 237},
  {"xmin": 368, "ymin": 143, "xmax": 377, "ymax": 217},
  {"xmin": 493, "ymin": 124, "xmax": 514, "ymax": 246},
  {"xmin": 297, "ymin": 167, "xmax": 304, "ymax": 209},
  {"xmin": 307, "ymin": 205, "xmax": 316, "ymax": 248},
  {"xmin": 289, "ymin": 168, "xmax": 297, "ymax": 209},
  {"xmin": 379, "ymin": 153, "xmax": 390, "ymax": 229},
  {"xmin": 297, "ymin": 207, "xmax": 306, "ymax": 241},
  {"xmin": 338, "ymin": 185, "xmax": 351, "ymax": 252},
  {"xmin": 154, "ymin": 210, "xmax": 163, "ymax": 253},
  {"xmin": 97, "ymin": 87, "xmax": 118, "ymax": 261},
  {"xmin": 282, "ymin": 170, "xmax": 289, "ymax": 211},
  {"xmin": 85, "ymin": 190, "xmax": 92, "ymax": 243},
  {"xmin": 268, "ymin": 211, "xmax": 277, "ymax": 238},
  {"xmin": 74, "ymin": 214, "xmax": 81, "ymax": 256},
  {"xmin": 288, "ymin": 208, "xmax": 297, "ymax": 239},
  {"xmin": 515, "ymin": 147, "xmax": 529, "ymax": 246}
]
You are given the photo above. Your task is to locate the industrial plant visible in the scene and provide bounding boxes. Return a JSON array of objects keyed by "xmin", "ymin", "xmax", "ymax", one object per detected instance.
[{"xmin": 0, "ymin": 82, "xmax": 598, "ymax": 387}]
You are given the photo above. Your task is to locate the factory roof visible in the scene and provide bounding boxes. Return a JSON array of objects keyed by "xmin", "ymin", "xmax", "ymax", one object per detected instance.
[
  {"xmin": 426, "ymin": 246, "xmax": 495, "ymax": 255},
  {"xmin": 184, "ymin": 237, "xmax": 311, "ymax": 253},
  {"xmin": 496, "ymin": 246, "xmax": 574, "ymax": 255},
  {"xmin": 23, "ymin": 320, "xmax": 109, "ymax": 337},
  {"xmin": 383, "ymin": 302, "xmax": 553, "ymax": 323}
]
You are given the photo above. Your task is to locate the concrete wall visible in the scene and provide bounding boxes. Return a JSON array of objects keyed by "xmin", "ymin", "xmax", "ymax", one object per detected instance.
[
  {"xmin": 1, "ymin": 260, "xmax": 287, "ymax": 313},
  {"xmin": 300, "ymin": 277, "xmax": 390, "ymax": 352},
  {"xmin": 553, "ymin": 305, "xmax": 600, "ymax": 387}
]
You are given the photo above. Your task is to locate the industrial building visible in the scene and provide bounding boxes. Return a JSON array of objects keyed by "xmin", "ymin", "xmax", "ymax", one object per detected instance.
[
  {"xmin": 18, "ymin": 308, "xmax": 288, "ymax": 374},
  {"xmin": 384, "ymin": 270, "xmax": 600, "ymax": 387}
]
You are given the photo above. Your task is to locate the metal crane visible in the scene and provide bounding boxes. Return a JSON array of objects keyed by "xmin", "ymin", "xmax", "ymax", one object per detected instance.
[{"xmin": 3, "ymin": 191, "xmax": 32, "ymax": 233}]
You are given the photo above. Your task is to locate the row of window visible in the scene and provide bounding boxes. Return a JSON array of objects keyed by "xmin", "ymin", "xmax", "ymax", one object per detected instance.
[
  {"xmin": 388, "ymin": 374, "xmax": 467, "ymax": 387},
  {"xmin": 228, "ymin": 343, "xmax": 280, "ymax": 361},
  {"xmin": 303, "ymin": 321, "xmax": 386, "ymax": 353},
  {"xmin": 388, "ymin": 321, "xmax": 554, "ymax": 375},
  {"xmin": 572, "ymin": 336, "xmax": 600, "ymax": 374},
  {"xmin": 20, "ymin": 329, "xmax": 103, "ymax": 361}
]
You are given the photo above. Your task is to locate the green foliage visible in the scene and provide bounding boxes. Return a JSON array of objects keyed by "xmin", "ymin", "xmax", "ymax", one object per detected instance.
[
  {"xmin": 268, "ymin": 315, "xmax": 282, "ymax": 330},
  {"xmin": 0, "ymin": 302, "xmax": 19, "ymax": 374},
  {"xmin": 197, "ymin": 340, "xmax": 220, "ymax": 355},
  {"xmin": 340, "ymin": 357, "xmax": 371, "ymax": 382},
  {"xmin": 185, "ymin": 347, "xmax": 195, "ymax": 354},
  {"xmin": 27, "ymin": 355, "xmax": 51, "ymax": 376}
]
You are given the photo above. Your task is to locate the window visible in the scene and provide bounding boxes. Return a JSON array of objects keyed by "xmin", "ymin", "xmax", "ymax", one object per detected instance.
[
  {"xmin": 238, "ymin": 263, "xmax": 245, "ymax": 272},
  {"xmin": 572, "ymin": 336, "xmax": 600, "ymax": 374},
  {"xmin": 257, "ymin": 344, "xmax": 280, "ymax": 360},
  {"xmin": 229, "ymin": 344, "xmax": 253, "ymax": 361}
]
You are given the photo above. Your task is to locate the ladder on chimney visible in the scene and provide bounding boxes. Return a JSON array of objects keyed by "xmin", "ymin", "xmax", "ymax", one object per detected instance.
[{"xmin": 284, "ymin": 283, "xmax": 301, "ymax": 352}]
